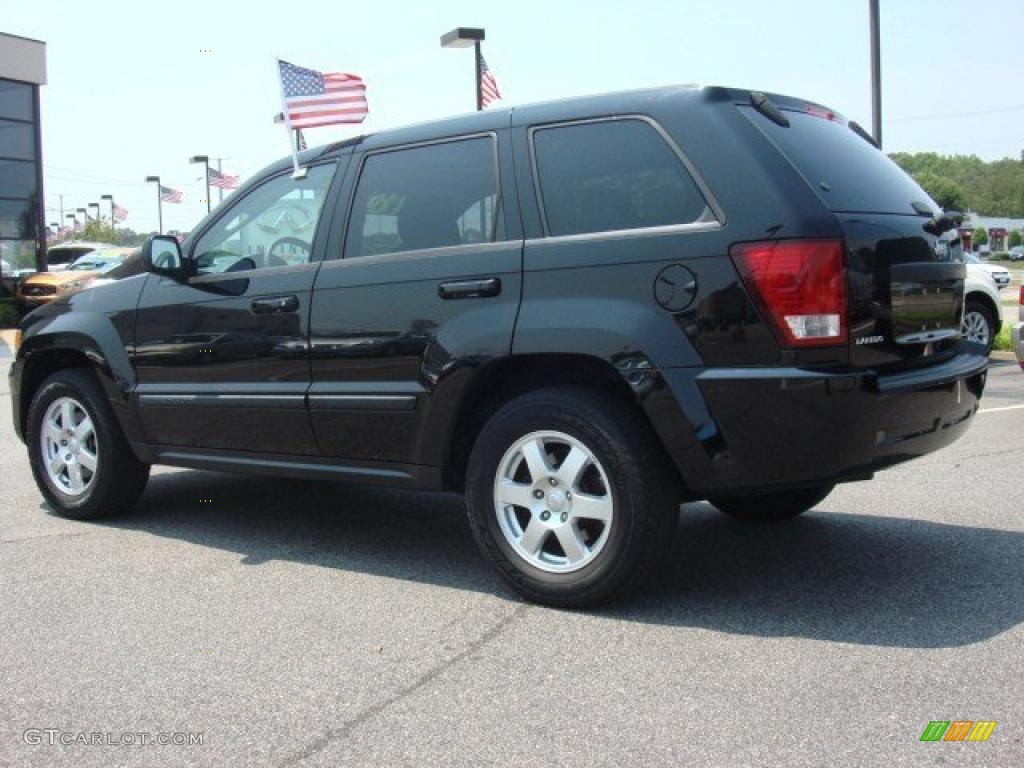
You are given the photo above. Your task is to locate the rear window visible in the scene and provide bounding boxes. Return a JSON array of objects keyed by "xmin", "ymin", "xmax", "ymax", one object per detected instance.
[
  {"xmin": 531, "ymin": 119, "xmax": 709, "ymax": 237},
  {"xmin": 742, "ymin": 107, "xmax": 938, "ymax": 215}
]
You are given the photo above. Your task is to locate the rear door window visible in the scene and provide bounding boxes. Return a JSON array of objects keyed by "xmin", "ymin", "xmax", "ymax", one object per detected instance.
[
  {"xmin": 742, "ymin": 107, "xmax": 937, "ymax": 215},
  {"xmin": 344, "ymin": 136, "xmax": 502, "ymax": 258},
  {"xmin": 531, "ymin": 119, "xmax": 710, "ymax": 237}
]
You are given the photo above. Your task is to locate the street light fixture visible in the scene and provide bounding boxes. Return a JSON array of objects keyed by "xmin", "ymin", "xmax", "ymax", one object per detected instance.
[
  {"xmin": 145, "ymin": 176, "xmax": 163, "ymax": 234},
  {"xmin": 88, "ymin": 202, "xmax": 101, "ymax": 224},
  {"xmin": 441, "ymin": 27, "xmax": 486, "ymax": 111},
  {"xmin": 100, "ymin": 194, "xmax": 115, "ymax": 228},
  {"xmin": 190, "ymin": 155, "xmax": 211, "ymax": 213},
  {"xmin": 64, "ymin": 213, "xmax": 76, "ymax": 236},
  {"xmin": 76, "ymin": 208, "xmax": 87, "ymax": 226}
]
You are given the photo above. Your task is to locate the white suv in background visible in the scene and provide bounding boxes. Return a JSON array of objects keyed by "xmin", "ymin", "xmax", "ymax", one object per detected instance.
[{"xmin": 938, "ymin": 232, "xmax": 1003, "ymax": 353}]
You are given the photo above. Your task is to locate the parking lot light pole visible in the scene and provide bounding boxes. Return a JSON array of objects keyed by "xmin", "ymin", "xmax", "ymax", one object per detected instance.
[
  {"xmin": 76, "ymin": 208, "xmax": 87, "ymax": 228},
  {"xmin": 101, "ymin": 194, "xmax": 114, "ymax": 230},
  {"xmin": 145, "ymin": 176, "xmax": 163, "ymax": 234},
  {"xmin": 441, "ymin": 27, "xmax": 486, "ymax": 111},
  {"xmin": 88, "ymin": 202, "xmax": 101, "ymax": 225},
  {"xmin": 869, "ymin": 0, "xmax": 882, "ymax": 148},
  {"xmin": 190, "ymin": 155, "xmax": 211, "ymax": 213},
  {"xmin": 64, "ymin": 213, "xmax": 76, "ymax": 237}
]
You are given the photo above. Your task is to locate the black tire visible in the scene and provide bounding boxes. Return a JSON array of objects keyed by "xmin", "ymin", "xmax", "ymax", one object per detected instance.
[
  {"xmin": 709, "ymin": 484, "xmax": 834, "ymax": 523},
  {"xmin": 27, "ymin": 368, "xmax": 149, "ymax": 520},
  {"xmin": 962, "ymin": 298, "xmax": 996, "ymax": 354},
  {"xmin": 465, "ymin": 387, "xmax": 679, "ymax": 609}
]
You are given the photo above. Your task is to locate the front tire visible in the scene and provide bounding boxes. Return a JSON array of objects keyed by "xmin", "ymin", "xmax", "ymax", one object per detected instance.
[
  {"xmin": 709, "ymin": 484, "xmax": 834, "ymax": 523},
  {"xmin": 27, "ymin": 369, "xmax": 150, "ymax": 520},
  {"xmin": 465, "ymin": 387, "xmax": 679, "ymax": 608},
  {"xmin": 962, "ymin": 299, "xmax": 996, "ymax": 354}
]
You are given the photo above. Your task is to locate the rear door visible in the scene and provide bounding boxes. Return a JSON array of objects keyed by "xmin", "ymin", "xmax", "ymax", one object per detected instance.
[
  {"xmin": 741, "ymin": 104, "xmax": 965, "ymax": 370},
  {"xmin": 132, "ymin": 161, "xmax": 343, "ymax": 455},
  {"xmin": 308, "ymin": 131, "xmax": 522, "ymax": 467}
]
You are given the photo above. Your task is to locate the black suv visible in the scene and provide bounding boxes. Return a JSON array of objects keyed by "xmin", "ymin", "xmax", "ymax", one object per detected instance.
[{"xmin": 10, "ymin": 86, "xmax": 987, "ymax": 607}]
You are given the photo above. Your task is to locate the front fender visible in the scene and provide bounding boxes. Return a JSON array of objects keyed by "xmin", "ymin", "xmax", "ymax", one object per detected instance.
[{"xmin": 15, "ymin": 295, "xmax": 147, "ymax": 453}]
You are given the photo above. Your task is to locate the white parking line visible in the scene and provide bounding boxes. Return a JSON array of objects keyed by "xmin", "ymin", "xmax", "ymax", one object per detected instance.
[{"xmin": 978, "ymin": 404, "xmax": 1024, "ymax": 414}]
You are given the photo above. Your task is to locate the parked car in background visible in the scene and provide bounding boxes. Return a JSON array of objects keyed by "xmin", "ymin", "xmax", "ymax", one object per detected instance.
[
  {"xmin": 16, "ymin": 248, "xmax": 132, "ymax": 313},
  {"xmin": 975, "ymin": 244, "xmax": 992, "ymax": 256},
  {"xmin": 44, "ymin": 242, "xmax": 108, "ymax": 271},
  {"xmin": 962, "ymin": 263, "xmax": 1003, "ymax": 353},
  {"xmin": 80, "ymin": 248, "xmax": 144, "ymax": 290},
  {"xmin": 1009, "ymin": 245, "xmax": 1024, "ymax": 262},
  {"xmin": 965, "ymin": 252, "xmax": 1011, "ymax": 289}
]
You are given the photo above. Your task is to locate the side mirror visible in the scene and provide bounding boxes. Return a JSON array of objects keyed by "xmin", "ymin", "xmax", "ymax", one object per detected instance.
[{"xmin": 141, "ymin": 235, "xmax": 185, "ymax": 280}]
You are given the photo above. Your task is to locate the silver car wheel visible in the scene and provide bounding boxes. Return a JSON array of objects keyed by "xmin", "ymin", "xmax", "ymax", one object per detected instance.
[
  {"xmin": 40, "ymin": 396, "xmax": 98, "ymax": 497},
  {"xmin": 493, "ymin": 430, "xmax": 614, "ymax": 574},
  {"xmin": 962, "ymin": 310, "xmax": 990, "ymax": 346}
]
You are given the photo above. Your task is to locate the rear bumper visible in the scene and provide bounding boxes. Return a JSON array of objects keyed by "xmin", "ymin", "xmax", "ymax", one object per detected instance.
[{"xmin": 656, "ymin": 350, "xmax": 988, "ymax": 496}]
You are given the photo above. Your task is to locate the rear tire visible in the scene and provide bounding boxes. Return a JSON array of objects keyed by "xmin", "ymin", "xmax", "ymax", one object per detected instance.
[
  {"xmin": 465, "ymin": 387, "xmax": 679, "ymax": 609},
  {"xmin": 962, "ymin": 298, "xmax": 996, "ymax": 354},
  {"xmin": 709, "ymin": 484, "xmax": 834, "ymax": 523},
  {"xmin": 27, "ymin": 369, "xmax": 149, "ymax": 521}
]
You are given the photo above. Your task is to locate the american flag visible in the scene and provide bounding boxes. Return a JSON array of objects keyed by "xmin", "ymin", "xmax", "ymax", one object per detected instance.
[
  {"xmin": 159, "ymin": 185, "xmax": 183, "ymax": 204},
  {"xmin": 208, "ymin": 167, "xmax": 240, "ymax": 190},
  {"xmin": 113, "ymin": 203, "xmax": 128, "ymax": 222},
  {"xmin": 278, "ymin": 59, "xmax": 368, "ymax": 129},
  {"xmin": 296, "ymin": 130, "xmax": 307, "ymax": 151},
  {"xmin": 479, "ymin": 56, "xmax": 501, "ymax": 108}
]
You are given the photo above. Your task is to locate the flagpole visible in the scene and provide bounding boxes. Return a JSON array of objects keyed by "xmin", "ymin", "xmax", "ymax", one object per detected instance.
[{"xmin": 276, "ymin": 57, "xmax": 307, "ymax": 179}]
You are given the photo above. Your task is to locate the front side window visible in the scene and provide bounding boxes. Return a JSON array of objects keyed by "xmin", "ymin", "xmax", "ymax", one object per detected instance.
[
  {"xmin": 532, "ymin": 119, "xmax": 709, "ymax": 237},
  {"xmin": 344, "ymin": 136, "xmax": 501, "ymax": 258},
  {"xmin": 192, "ymin": 163, "xmax": 335, "ymax": 275}
]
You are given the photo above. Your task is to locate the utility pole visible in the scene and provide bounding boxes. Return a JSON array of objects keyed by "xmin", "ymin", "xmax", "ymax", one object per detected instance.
[
  {"xmin": 216, "ymin": 158, "xmax": 223, "ymax": 204},
  {"xmin": 869, "ymin": 0, "xmax": 882, "ymax": 148}
]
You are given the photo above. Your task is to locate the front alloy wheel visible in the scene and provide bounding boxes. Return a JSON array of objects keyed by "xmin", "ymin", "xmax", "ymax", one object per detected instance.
[
  {"xmin": 40, "ymin": 396, "xmax": 99, "ymax": 497},
  {"xmin": 962, "ymin": 300, "xmax": 995, "ymax": 352}
]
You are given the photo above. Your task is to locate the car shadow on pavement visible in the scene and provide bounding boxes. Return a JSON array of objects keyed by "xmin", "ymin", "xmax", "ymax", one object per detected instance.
[{"xmin": 99, "ymin": 470, "xmax": 1024, "ymax": 649}]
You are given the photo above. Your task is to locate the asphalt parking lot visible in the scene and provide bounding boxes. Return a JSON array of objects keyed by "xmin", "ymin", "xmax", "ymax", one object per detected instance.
[{"xmin": 1, "ymin": 358, "xmax": 1022, "ymax": 767}]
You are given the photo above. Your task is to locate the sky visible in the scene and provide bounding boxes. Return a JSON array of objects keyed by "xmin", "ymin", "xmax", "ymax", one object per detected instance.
[{"xmin": 4, "ymin": 0, "xmax": 1023, "ymax": 234}]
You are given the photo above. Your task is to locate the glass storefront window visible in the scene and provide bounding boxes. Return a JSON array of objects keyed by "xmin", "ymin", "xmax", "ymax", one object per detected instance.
[
  {"xmin": 0, "ymin": 79, "xmax": 32, "ymax": 121},
  {"xmin": 0, "ymin": 198, "xmax": 36, "ymax": 239},
  {"xmin": 0, "ymin": 159, "xmax": 36, "ymax": 198},
  {"xmin": 0, "ymin": 119, "xmax": 34, "ymax": 160}
]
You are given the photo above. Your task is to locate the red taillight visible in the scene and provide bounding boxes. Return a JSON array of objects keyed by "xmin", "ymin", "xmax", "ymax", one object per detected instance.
[{"xmin": 731, "ymin": 239, "xmax": 847, "ymax": 348}]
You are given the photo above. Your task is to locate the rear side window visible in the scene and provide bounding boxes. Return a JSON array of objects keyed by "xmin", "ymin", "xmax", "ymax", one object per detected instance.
[
  {"xmin": 345, "ymin": 136, "xmax": 502, "ymax": 258},
  {"xmin": 742, "ymin": 107, "xmax": 937, "ymax": 215},
  {"xmin": 531, "ymin": 119, "xmax": 709, "ymax": 237}
]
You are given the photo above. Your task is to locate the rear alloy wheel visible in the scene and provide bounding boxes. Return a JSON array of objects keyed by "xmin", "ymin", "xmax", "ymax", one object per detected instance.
[
  {"xmin": 710, "ymin": 484, "xmax": 834, "ymax": 523},
  {"xmin": 962, "ymin": 299, "xmax": 996, "ymax": 353},
  {"xmin": 466, "ymin": 387, "xmax": 679, "ymax": 608},
  {"xmin": 27, "ymin": 369, "xmax": 150, "ymax": 521}
]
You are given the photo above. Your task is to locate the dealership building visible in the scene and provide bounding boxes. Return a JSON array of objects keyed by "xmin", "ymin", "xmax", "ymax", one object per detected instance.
[{"xmin": 0, "ymin": 32, "xmax": 46, "ymax": 290}]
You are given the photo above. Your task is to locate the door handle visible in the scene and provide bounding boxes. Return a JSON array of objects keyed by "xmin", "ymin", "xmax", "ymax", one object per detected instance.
[
  {"xmin": 251, "ymin": 294, "xmax": 299, "ymax": 314},
  {"xmin": 438, "ymin": 277, "xmax": 501, "ymax": 300}
]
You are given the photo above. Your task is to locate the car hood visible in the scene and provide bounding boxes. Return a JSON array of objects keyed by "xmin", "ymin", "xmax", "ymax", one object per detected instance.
[{"xmin": 21, "ymin": 269, "xmax": 101, "ymax": 287}]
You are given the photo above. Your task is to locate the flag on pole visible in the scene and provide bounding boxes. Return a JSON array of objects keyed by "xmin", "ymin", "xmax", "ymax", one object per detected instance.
[
  {"xmin": 113, "ymin": 203, "xmax": 128, "ymax": 222},
  {"xmin": 296, "ymin": 130, "xmax": 307, "ymax": 151},
  {"xmin": 208, "ymin": 167, "xmax": 240, "ymax": 190},
  {"xmin": 277, "ymin": 59, "xmax": 368, "ymax": 129},
  {"xmin": 159, "ymin": 185, "xmax": 183, "ymax": 204},
  {"xmin": 479, "ymin": 56, "xmax": 502, "ymax": 108}
]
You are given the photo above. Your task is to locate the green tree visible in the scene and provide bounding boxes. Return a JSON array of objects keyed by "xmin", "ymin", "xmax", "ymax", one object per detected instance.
[
  {"xmin": 973, "ymin": 227, "xmax": 988, "ymax": 249},
  {"xmin": 889, "ymin": 152, "xmax": 1024, "ymax": 217},
  {"xmin": 79, "ymin": 219, "xmax": 117, "ymax": 244},
  {"xmin": 1009, "ymin": 229, "xmax": 1022, "ymax": 249},
  {"xmin": 912, "ymin": 171, "xmax": 967, "ymax": 211}
]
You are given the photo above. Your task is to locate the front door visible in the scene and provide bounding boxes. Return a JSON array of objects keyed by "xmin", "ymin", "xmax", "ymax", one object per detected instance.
[{"xmin": 133, "ymin": 161, "xmax": 341, "ymax": 455}]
